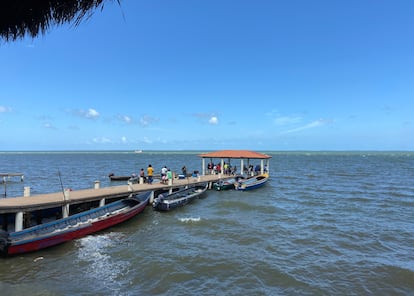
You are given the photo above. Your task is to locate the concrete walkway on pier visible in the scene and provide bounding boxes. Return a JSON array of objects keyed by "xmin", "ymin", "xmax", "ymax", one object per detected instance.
[{"xmin": 0, "ymin": 174, "xmax": 231, "ymax": 214}]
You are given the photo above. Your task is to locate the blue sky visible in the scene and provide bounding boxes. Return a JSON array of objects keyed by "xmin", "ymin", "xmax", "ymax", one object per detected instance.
[{"xmin": 1, "ymin": 0, "xmax": 413, "ymax": 151}]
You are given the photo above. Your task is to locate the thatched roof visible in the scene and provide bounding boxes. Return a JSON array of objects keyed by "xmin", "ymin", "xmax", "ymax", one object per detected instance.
[{"xmin": 0, "ymin": 0, "xmax": 119, "ymax": 42}]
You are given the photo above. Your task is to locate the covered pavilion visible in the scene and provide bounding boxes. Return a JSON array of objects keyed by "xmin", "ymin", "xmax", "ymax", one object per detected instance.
[{"xmin": 199, "ymin": 150, "xmax": 272, "ymax": 176}]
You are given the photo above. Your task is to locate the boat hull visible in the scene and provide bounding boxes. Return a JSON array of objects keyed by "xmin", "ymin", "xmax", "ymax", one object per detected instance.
[
  {"xmin": 153, "ymin": 184, "xmax": 208, "ymax": 211},
  {"xmin": 213, "ymin": 182, "xmax": 234, "ymax": 191},
  {"xmin": 1, "ymin": 191, "xmax": 151, "ymax": 256},
  {"xmin": 235, "ymin": 174, "xmax": 269, "ymax": 191},
  {"xmin": 109, "ymin": 175, "xmax": 131, "ymax": 181},
  {"xmin": 213, "ymin": 176, "xmax": 245, "ymax": 191}
]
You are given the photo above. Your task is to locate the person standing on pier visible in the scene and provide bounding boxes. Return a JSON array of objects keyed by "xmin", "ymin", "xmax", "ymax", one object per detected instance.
[
  {"xmin": 161, "ymin": 166, "xmax": 168, "ymax": 184},
  {"xmin": 147, "ymin": 164, "xmax": 154, "ymax": 184},
  {"xmin": 139, "ymin": 168, "xmax": 146, "ymax": 183},
  {"xmin": 167, "ymin": 168, "xmax": 173, "ymax": 184}
]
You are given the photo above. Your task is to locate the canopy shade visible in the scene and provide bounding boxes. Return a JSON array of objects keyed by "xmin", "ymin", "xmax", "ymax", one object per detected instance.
[
  {"xmin": 0, "ymin": 0, "xmax": 119, "ymax": 42},
  {"xmin": 199, "ymin": 150, "xmax": 272, "ymax": 159}
]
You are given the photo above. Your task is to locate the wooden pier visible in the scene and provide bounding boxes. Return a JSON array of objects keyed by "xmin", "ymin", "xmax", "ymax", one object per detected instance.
[
  {"xmin": 0, "ymin": 174, "xmax": 230, "ymax": 214},
  {"xmin": 0, "ymin": 150, "xmax": 271, "ymax": 232},
  {"xmin": 1, "ymin": 173, "xmax": 24, "ymax": 182},
  {"xmin": 0, "ymin": 174, "xmax": 234, "ymax": 232}
]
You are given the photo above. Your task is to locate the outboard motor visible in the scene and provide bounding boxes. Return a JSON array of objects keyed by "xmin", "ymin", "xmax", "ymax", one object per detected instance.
[
  {"xmin": 152, "ymin": 194, "xmax": 164, "ymax": 208},
  {"xmin": 0, "ymin": 229, "xmax": 10, "ymax": 255}
]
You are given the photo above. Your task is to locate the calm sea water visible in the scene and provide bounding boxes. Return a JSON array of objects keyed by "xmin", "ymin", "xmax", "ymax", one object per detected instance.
[{"xmin": 0, "ymin": 151, "xmax": 413, "ymax": 295}]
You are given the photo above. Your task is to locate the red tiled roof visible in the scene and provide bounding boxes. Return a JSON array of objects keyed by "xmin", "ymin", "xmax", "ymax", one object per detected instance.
[{"xmin": 199, "ymin": 150, "xmax": 272, "ymax": 159}]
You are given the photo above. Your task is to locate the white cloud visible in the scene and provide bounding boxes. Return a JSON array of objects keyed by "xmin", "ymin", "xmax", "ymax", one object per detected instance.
[
  {"xmin": 86, "ymin": 108, "xmax": 99, "ymax": 119},
  {"xmin": 281, "ymin": 119, "xmax": 326, "ymax": 134},
  {"xmin": 274, "ymin": 115, "xmax": 302, "ymax": 126},
  {"xmin": 193, "ymin": 112, "xmax": 220, "ymax": 125},
  {"xmin": 142, "ymin": 137, "xmax": 152, "ymax": 144},
  {"xmin": 92, "ymin": 137, "xmax": 111, "ymax": 143},
  {"xmin": 121, "ymin": 136, "xmax": 127, "ymax": 143},
  {"xmin": 139, "ymin": 115, "xmax": 158, "ymax": 127},
  {"xmin": 70, "ymin": 108, "xmax": 100, "ymax": 119},
  {"xmin": 209, "ymin": 116, "xmax": 219, "ymax": 125},
  {"xmin": 43, "ymin": 122, "xmax": 55, "ymax": 129},
  {"xmin": 121, "ymin": 115, "xmax": 132, "ymax": 123},
  {"xmin": 0, "ymin": 106, "xmax": 11, "ymax": 113}
]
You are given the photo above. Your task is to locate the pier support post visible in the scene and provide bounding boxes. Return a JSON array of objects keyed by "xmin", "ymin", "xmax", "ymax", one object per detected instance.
[
  {"xmin": 94, "ymin": 180, "xmax": 100, "ymax": 189},
  {"xmin": 128, "ymin": 183, "xmax": 133, "ymax": 192},
  {"xmin": 99, "ymin": 198, "xmax": 105, "ymax": 207},
  {"xmin": 24, "ymin": 186, "xmax": 31, "ymax": 197},
  {"xmin": 149, "ymin": 191, "xmax": 154, "ymax": 204},
  {"xmin": 64, "ymin": 189, "xmax": 71, "ymax": 200},
  {"xmin": 15, "ymin": 211, "xmax": 23, "ymax": 231},
  {"xmin": 62, "ymin": 189, "xmax": 70, "ymax": 218},
  {"xmin": 62, "ymin": 204, "xmax": 69, "ymax": 218}
]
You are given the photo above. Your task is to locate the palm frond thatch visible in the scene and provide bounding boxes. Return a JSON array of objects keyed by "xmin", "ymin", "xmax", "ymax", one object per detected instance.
[{"xmin": 0, "ymin": 0, "xmax": 119, "ymax": 42}]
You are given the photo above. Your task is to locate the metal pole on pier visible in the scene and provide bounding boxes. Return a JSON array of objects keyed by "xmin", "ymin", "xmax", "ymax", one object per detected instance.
[{"xmin": 3, "ymin": 177, "xmax": 6, "ymax": 198}]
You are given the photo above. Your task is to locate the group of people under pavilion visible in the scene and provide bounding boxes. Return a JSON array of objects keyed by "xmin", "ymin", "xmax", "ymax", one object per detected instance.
[{"xmin": 198, "ymin": 150, "xmax": 271, "ymax": 177}]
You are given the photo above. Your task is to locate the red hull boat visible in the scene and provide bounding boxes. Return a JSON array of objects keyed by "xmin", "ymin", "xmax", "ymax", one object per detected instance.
[{"xmin": 0, "ymin": 191, "xmax": 151, "ymax": 256}]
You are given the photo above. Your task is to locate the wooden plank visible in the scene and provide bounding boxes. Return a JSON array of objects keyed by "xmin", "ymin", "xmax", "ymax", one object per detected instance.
[{"xmin": 0, "ymin": 174, "xmax": 232, "ymax": 214}]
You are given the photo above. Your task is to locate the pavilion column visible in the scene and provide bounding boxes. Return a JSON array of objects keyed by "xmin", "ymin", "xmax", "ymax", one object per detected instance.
[{"xmin": 240, "ymin": 159, "xmax": 244, "ymax": 175}]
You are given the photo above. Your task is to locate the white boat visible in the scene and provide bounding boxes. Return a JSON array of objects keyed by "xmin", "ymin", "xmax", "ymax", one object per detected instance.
[
  {"xmin": 235, "ymin": 173, "xmax": 269, "ymax": 191},
  {"xmin": 134, "ymin": 150, "xmax": 143, "ymax": 153}
]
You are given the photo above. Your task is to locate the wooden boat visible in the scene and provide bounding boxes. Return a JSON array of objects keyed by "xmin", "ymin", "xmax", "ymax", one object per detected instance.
[
  {"xmin": 213, "ymin": 175, "xmax": 245, "ymax": 191},
  {"xmin": 0, "ymin": 191, "xmax": 152, "ymax": 256},
  {"xmin": 108, "ymin": 173, "xmax": 134, "ymax": 181},
  {"xmin": 152, "ymin": 183, "xmax": 208, "ymax": 211},
  {"xmin": 235, "ymin": 173, "xmax": 269, "ymax": 191}
]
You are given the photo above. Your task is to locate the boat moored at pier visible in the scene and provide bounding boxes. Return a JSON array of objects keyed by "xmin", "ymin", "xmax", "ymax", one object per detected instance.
[{"xmin": 0, "ymin": 191, "xmax": 152, "ymax": 256}]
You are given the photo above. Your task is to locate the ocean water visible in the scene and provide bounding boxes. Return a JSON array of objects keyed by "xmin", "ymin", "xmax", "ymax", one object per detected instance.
[{"xmin": 0, "ymin": 151, "xmax": 413, "ymax": 295}]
